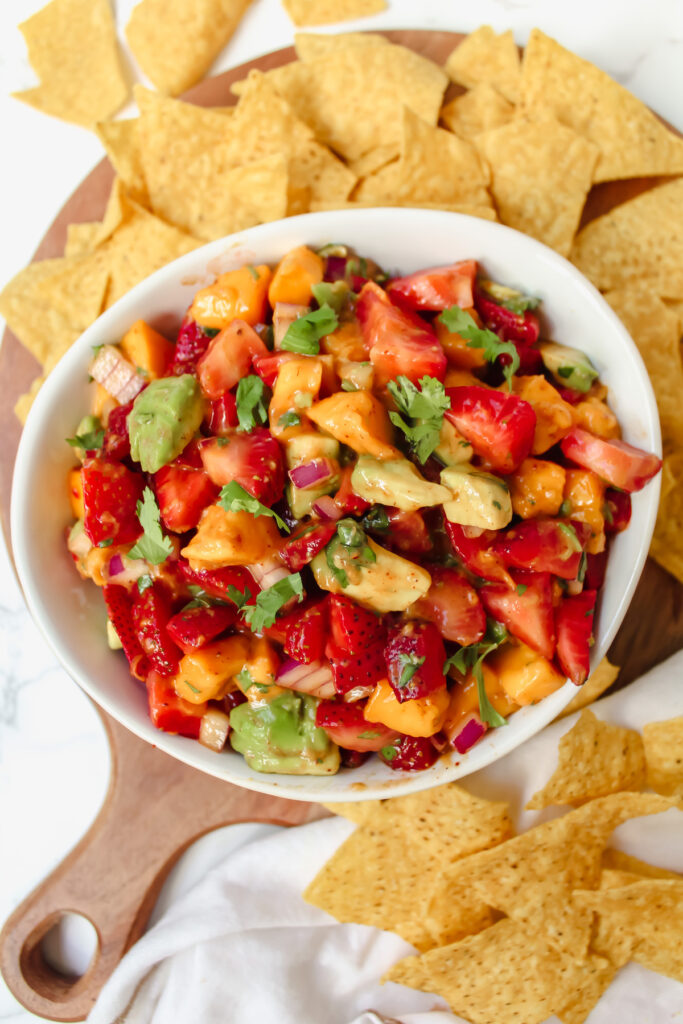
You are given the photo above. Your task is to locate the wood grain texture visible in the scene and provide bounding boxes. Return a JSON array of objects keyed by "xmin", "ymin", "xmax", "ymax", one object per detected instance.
[{"xmin": 0, "ymin": 29, "xmax": 681, "ymax": 1021}]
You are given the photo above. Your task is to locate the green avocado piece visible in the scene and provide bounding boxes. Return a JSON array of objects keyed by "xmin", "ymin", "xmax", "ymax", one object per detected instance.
[
  {"xmin": 229, "ymin": 691, "xmax": 340, "ymax": 775},
  {"xmin": 127, "ymin": 375, "xmax": 204, "ymax": 473},
  {"xmin": 539, "ymin": 341, "xmax": 598, "ymax": 394}
]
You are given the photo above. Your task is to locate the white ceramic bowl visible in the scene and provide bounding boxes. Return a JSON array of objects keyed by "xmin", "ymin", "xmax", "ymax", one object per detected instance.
[{"xmin": 11, "ymin": 209, "xmax": 662, "ymax": 802}]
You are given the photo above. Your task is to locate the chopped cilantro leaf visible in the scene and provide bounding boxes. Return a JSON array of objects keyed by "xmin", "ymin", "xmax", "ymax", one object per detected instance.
[
  {"xmin": 203, "ymin": 327, "xmax": 220, "ymax": 338},
  {"xmin": 361, "ymin": 506, "xmax": 390, "ymax": 532},
  {"xmin": 236, "ymin": 667, "xmax": 256, "ymax": 691},
  {"xmin": 66, "ymin": 428, "xmax": 104, "ymax": 451},
  {"xmin": 387, "ymin": 374, "xmax": 450, "ymax": 463},
  {"xmin": 241, "ymin": 573, "xmax": 304, "ymax": 632},
  {"xmin": 226, "ymin": 584, "xmax": 251, "ymax": 609},
  {"xmin": 602, "ymin": 502, "xmax": 614, "ymax": 526},
  {"xmin": 235, "ymin": 374, "xmax": 268, "ymax": 432},
  {"xmin": 380, "ymin": 744, "xmax": 397, "ymax": 761},
  {"xmin": 577, "ymin": 551, "xmax": 588, "ymax": 584},
  {"xmin": 439, "ymin": 305, "xmax": 520, "ymax": 387},
  {"xmin": 341, "ymin": 380, "xmax": 359, "ymax": 392},
  {"xmin": 358, "ymin": 730, "xmax": 382, "ymax": 740},
  {"xmin": 246, "ymin": 264, "xmax": 260, "ymax": 281},
  {"xmin": 278, "ymin": 411, "xmax": 301, "ymax": 428},
  {"xmin": 397, "ymin": 653, "xmax": 426, "ymax": 688},
  {"xmin": 516, "ymin": 583, "xmax": 528, "ymax": 595},
  {"xmin": 558, "ymin": 521, "xmax": 582, "ymax": 554},
  {"xmin": 324, "ymin": 518, "xmax": 376, "ymax": 588},
  {"xmin": 559, "ymin": 499, "xmax": 572, "ymax": 518},
  {"xmin": 183, "ymin": 680, "xmax": 201, "ymax": 694},
  {"xmin": 442, "ymin": 619, "xmax": 509, "ymax": 727},
  {"xmin": 281, "ymin": 304, "xmax": 338, "ymax": 355},
  {"xmin": 182, "ymin": 585, "xmax": 229, "ymax": 611},
  {"xmin": 219, "ymin": 481, "xmax": 289, "ymax": 533},
  {"xmin": 311, "ymin": 280, "xmax": 349, "ymax": 313},
  {"xmin": 98, "ymin": 538, "xmax": 113, "ymax": 548},
  {"xmin": 137, "ymin": 575, "xmax": 154, "ymax": 594},
  {"xmin": 127, "ymin": 488, "xmax": 174, "ymax": 565}
]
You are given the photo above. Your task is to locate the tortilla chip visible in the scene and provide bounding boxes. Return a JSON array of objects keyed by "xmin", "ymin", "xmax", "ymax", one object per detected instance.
[
  {"xmin": 385, "ymin": 919, "xmax": 599, "ymax": 1024},
  {"xmin": 423, "ymin": 872, "xmax": 499, "ymax": 949},
  {"xmin": 309, "ymin": 200, "xmax": 497, "ymax": 221},
  {"xmin": 283, "ymin": 0, "xmax": 386, "ymax": 27},
  {"xmin": 603, "ymin": 288, "xmax": 683, "ymax": 451},
  {"xmin": 125, "ymin": 0, "xmax": 252, "ymax": 96},
  {"xmin": 526, "ymin": 709, "xmax": 646, "ymax": 810},
  {"xmin": 475, "ymin": 117, "xmax": 598, "ymax": 256},
  {"xmin": 643, "ymin": 716, "xmax": 683, "ymax": 799},
  {"xmin": 440, "ymin": 84, "xmax": 515, "ymax": 140},
  {"xmin": 557, "ymin": 657, "xmax": 620, "ymax": 718},
  {"xmin": 601, "ymin": 848, "xmax": 681, "ymax": 881},
  {"xmin": 64, "ymin": 222, "xmax": 105, "ymax": 258},
  {"xmin": 95, "ymin": 119, "xmax": 149, "ymax": 205},
  {"xmin": 346, "ymin": 145, "xmax": 398, "ymax": 179},
  {"xmin": 444, "ymin": 27, "xmax": 521, "ymax": 104},
  {"xmin": 520, "ymin": 29, "xmax": 683, "ymax": 183},
  {"xmin": 15, "ymin": 376, "xmax": 46, "ymax": 425},
  {"xmin": 570, "ymin": 179, "xmax": 683, "ymax": 297},
  {"xmin": 650, "ymin": 453, "xmax": 683, "ymax": 584},
  {"xmin": 556, "ymin": 956, "xmax": 617, "ymax": 1024},
  {"xmin": 234, "ymin": 43, "xmax": 448, "ymax": 160},
  {"xmin": 14, "ymin": 0, "xmax": 127, "ymax": 127},
  {"xmin": 294, "ymin": 31, "xmax": 389, "ymax": 61}
]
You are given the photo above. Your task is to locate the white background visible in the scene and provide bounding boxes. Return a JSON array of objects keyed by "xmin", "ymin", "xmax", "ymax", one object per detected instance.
[{"xmin": 1, "ymin": 1, "xmax": 682, "ymax": 1021}]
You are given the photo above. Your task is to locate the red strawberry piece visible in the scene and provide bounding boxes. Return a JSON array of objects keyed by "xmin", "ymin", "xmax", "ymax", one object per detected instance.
[
  {"xmin": 103, "ymin": 399, "xmax": 134, "ymax": 460},
  {"xmin": 584, "ymin": 551, "xmax": 607, "ymax": 590},
  {"xmin": 103, "ymin": 584, "xmax": 149, "ymax": 679},
  {"xmin": 284, "ymin": 601, "xmax": 328, "ymax": 664},
  {"xmin": 196, "ymin": 320, "xmax": 268, "ymax": 399},
  {"xmin": 166, "ymin": 603, "xmax": 238, "ymax": 654},
  {"xmin": 494, "ymin": 518, "xmax": 591, "ymax": 580},
  {"xmin": 178, "ymin": 561, "xmax": 257, "ymax": 603},
  {"xmin": 82, "ymin": 457, "xmax": 144, "ymax": 546},
  {"xmin": 357, "ymin": 280, "xmax": 446, "ymax": 388},
  {"xmin": 604, "ymin": 489, "xmax": 632, "ymax": 533},
  {"xmin": 474, "ymin": 288, "xmax": 540, "ymax": 345},
  {"xmin": 558, "ymin": 387, "xmax": 584, "ymax": 406},
  {"xmin": 315, "ymin": 700, "xmax": 398, "ymax": 752},
  {"xmin": 560, "ymin": 429, "xmax": 661, "ymax": 493},
  {"xmin": 479, "ymin": 570, "xmax": 556, "ymax": 660},
  {"xmin": 328, "ymin": 595, "xmax": 386, "ymax": 656},
  {"xmin": 412, "ymin": 566, "xmax": 486, "ymax": 646},
  {"xmin": 386, "ymin": 509, "xmax": 432, "ymax": 555},
  {"xmin": 334, "ymin": 466, "xmax": 370, "ymax": 516},
  {"xmin": 281, "ymin": 522, "xmax": 337, "ymax": 572},
  {"xmin": 328, "ymin": 643, "xmax": 387, "ymax": 695},
  {"xmin": 146, "ymin": 670, "xmax": 206, "ymax": 737},
  {"xmin": 253, "ymin": 351, "xmax": 297, "ymax": 388},
  {"xmin": 512, "ymin": 343, "xmax": 543, "ymax": 376},
  {"xmin": 444, "ymin": 385, "xmax": 536, "ymax": 474},
  {"xmin": 556, "ymin": 590, "xmax": 597, "ymax": 686},
  {"xmin": 169, "ymin": 317, "xmax": 212, "ymax": 376},
  {"xmin": 340, "ymin": 749, "xmax": 371, "ymax": 768},
  {"xmin": 379, "ymin": 735, "xmax": 440, "ymax": 771},
  {"xmin": 386, "ymin": 260, "xmax": 476, "ymax": 311},
  {"xmin": 384, "ymin": 621, "xmax": 447, "ymax": 703},
  {"xmin": 154, "ymin": 462, "xmax": 219, "ymax": 533},
  {"xmin": 199, "ymin": 429, "xmax": 285, "ymax": 506},
  {"xmin": 132, "ymin": 582, "xmax": 182, "ymax": 676},
  {"xmin": 444, "ymin": 519, "xmax": 513, "ymax": 586},
  {"xmin": 206, "ymin": 392, "xmax": 239, "ymax": 435}
]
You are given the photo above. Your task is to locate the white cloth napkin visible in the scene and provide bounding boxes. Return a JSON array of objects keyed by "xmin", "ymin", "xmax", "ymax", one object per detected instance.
[{"xmin": 88, "ymin": 649, "xmax": 683, "ymax": 1024}]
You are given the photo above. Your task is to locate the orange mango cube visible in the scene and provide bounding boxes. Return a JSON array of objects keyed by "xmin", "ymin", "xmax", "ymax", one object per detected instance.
[
  {"xmin": 268, "ymin": 246, "xmax": 324, "ymax": 307},
  {"xmin": 509, "ymin": 375, "xmax": 574, "ymax": 454},
  {"xmin": 488, "ymin": 641, "xmax": 565, "ymax": 706},
  {"xmin": 509, "ymin": 458, "xmax": 566, "ymax": 519},
  {"xmin": 563, "ymin": 468, "xmax": 606, "ymax": 554},
  {"xmin": 174, "ymin": 635, "xmax": 251, "ymax": 703},
  {"xmin": 119, "ymin": 320, "xmax": 173, "ymax": 379},
  {"xmin": 364, "ymin": 678, "xmax": 450, "ymax": 737},
  {"xmin": 307, "ymin": 391, "xmax": 399, "ymax": 460},
  {"xmin": 190, "ymin": 265, "xmax": 272, "ymax": 329}
]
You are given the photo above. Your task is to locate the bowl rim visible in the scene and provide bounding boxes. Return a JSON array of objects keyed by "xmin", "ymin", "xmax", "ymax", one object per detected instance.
[{"xmin": 10, "ymin": 208, "xmax": 662, "ymax": 801}]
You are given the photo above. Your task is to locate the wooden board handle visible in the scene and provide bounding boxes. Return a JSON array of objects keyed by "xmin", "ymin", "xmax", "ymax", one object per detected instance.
[{"xmin": 0, "ymin": 712, "xmax": 324, "ymax": 1021}]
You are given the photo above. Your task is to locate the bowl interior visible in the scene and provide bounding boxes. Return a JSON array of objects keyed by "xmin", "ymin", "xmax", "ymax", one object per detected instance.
[{"xmin": 11, "ymin": 209, "xmax": 662, "ymax": 801}]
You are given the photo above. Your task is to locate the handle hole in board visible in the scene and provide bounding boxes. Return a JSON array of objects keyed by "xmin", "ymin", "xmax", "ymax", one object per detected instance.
[{"xmin": 20, "ymin": 911, "xmax": 99, "ymax": 1002}]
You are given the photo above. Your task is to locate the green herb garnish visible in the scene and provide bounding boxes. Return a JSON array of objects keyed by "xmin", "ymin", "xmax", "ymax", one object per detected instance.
[
  {"xmin": 226, "ymin": 584, "xmax": 251, "ymax": 609},
  {"xmin": 235, "ymin": 374, "xmax": 268, "ymax": 432},
  {"xmin": 278, "ymin": 411, "xmax": 301, "ymax": 428},
  {"xmin": 241, "ymin": 573, "xmax": 304, "ymax": 632},
  {"xmin": 281, "ymin": 304, "xmax": 339, "ymax": 355},
  {"xmin": 66, "ymin": 428, "xmax": 105, "ymax": 451},
  {"xmin": 397, "ymin": 653, "xmax": 426, "ymax": 688},
  {"xmin": 127, "ymin": 488, "xmax": 174, "ymax": 565},
  {"xmin": 387, "ymin": 374, "xmax": 450, "ymax": 463},
  {"xmin": 219, "ymin": 481, "xmax": 289, "ymax": 533},
  {"xmin": 439, "ymin": 305, "xmax": 520, "ymax": 387},
  {"xmin": 443, "ymin": 619, "xmax": 509, "ymax": 728}
]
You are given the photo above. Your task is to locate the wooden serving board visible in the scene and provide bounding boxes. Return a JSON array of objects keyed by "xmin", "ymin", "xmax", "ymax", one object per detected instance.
[{"xmin": 0, "ymin": 30, "xmax": 681, "ymax": 1023}]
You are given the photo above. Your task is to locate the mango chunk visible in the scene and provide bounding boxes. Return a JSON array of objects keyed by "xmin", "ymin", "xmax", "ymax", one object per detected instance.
[
  {"xmin": 268, "ymin": 246, "xmax": 324, "ymax": 306},
  {"xmin": 509, "ymin": 375, "xmax": 574, "ymax": 454},
  {"xmin": 189, "ymin": 265, "xmax": 272, "ymax": 329},
  {"xmin": 563, "ymin": 468, "xmax": 606, "ymax": 554},
  {"xmin": 269, "ymin": 357, "xmax": 323, "ymax": 438},
  {"xmin": 306, "ymin": 391, "xmax": 398, "ymax": 460},
  {"xmin": 119, "ymin": 320, "xmax": 174, "ymax": 379},
  {"xmin": 181, "ymin": 504, "xmax": 281, "ymax": 569},
  {"xmin": 174, "ymin": 635, "xmax": 250, "ymax": 703},
  {"xmin": 509, "ymin": 458, "xmax": 566, "ymax": 519},
  {"xmin": 364, "ymin": 678, "xmax": 450, "ymax": 737},
  {"xmin": 68, "ymin": 467, "xmax": 85, "ymax": 520},
  {"xmin": 489, "ymin": 641, "xmax": 565, "ymax": 706},
  {"xmin": 444, "ymin": 664, "xmax": 519, "ymax": 738}
]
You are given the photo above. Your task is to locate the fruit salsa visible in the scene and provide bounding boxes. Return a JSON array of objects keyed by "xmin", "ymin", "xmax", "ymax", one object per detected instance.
[{"xmin": 65, "ymin": 244, "xmax": 661, "ymax": 775}]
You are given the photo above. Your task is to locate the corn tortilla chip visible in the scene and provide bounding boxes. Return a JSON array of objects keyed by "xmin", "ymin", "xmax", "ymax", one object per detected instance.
[
  {"xmin": 556, "ymin": 956, "xmax": 617, "ymax": 1024},
  {"xmin": 440, "ymin": 83, "xmax": 515, "ymax": 140},
  {"xmin": 125, "ymin": 0, "xmax": 253, "ymax": 96},
  {"xmin": 423, "ymin": 872, "xmax": 499, "ymax": 949},
  {"xmin": 96, "ymin": 120, "xmax": 149, "ymax": 205},
  {"xmin": 520, "ymin": 29, "xmax": 683, "ymax": 183},
  {"xmin": 283, "ymin": 0, "xmax": 386, "ymax": 28},
  {"xmin": 294, "ymin": 31, "xmax": 389, "ymax": 61},
  {"xmin": 384, "ymin": 919, "xmax": 601, "ymax": 1024},
  {"xmin": 14, "ymin": 0, "xmax": 127, "ymax": 127},
  {"xmin": 571, "ymin": 179, "xmax": 683, "ymax": 298},
  {"xmin": 64, "ymin": 222, "xmax": 105, "ymax": 258},
  {"xmin": 604, "ymin": 288, "xmax": 683, "ymax": 451},
  {"xmin": 346, "ymin": 145, "xmax": 398, "ymax": 179},
  {"xmin": 650, "ymin": 453, "xmax": 683, "ymax": 584},
  {"xmin": 445, "ymin": 27, "xmax": 521, "ymax": 104},
  {"xmin": 475, "ymin": 117, "xmax": 598, "ymax": 256},
  {"xmin": 310, "ymin": 200, "xmax": 497, "ymax": 221},
  {"xmin": 601, "ymin": 848, "xmax": 681, "ymax": 881},
  {"xmin": 558, "ymin": 657, "xmax": 620, "ymax": 718},
  {"xmin": 15, "ymin": 376, "xmax": 46, "ymax": 426},
  {"xmin": 526, "ymin": 709, "xmax": 646, "ymax": 810},
  {"xmin": 643, "ymin": 716, "xmax": 683, "ymax": 799}
]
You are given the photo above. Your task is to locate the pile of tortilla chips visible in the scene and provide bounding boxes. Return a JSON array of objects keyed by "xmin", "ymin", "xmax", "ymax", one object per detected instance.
[
  {"xmin": 3, "ymin": 24, "xmax": 683, "ymax": 581},
  {"xmin": 311, "ymin": 708, "xmax": 683, "ymax": 1024}
]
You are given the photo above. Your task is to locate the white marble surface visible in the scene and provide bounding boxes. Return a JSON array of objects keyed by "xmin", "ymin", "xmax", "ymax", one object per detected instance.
[{"xmin": 0, "ymin": 1, "xmax": 682, "ymax": 1021}]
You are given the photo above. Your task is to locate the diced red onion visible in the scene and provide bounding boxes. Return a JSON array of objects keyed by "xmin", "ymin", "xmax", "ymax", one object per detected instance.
[
  {"xmin": 312, "ymin": 495, "xmax": 342, "ymax": 521},
  {"xmin": 451, "ymin": 713, "xmax": 488, "ymax": 754},
  {"xmin": 324, "ymin": 256, "xmax": 349, "ymax": 282},
  {"xmin": 277, "ymin": 658, "xmax": 335, "ymax": 698},
  {"xmin": 429, "ymin": 729, "xmax": 450, "ymax": 753},
  {"xmin": 108, "ymin": 554, "xmax": 124, "ymax": 577},
  {"xmin": 199, "ymin": 709, "xmax": 230, "ymax": 752},
  {"xmin": 247, "ymin": 556, "xmax": 289, "ymax": 589},
  {"xmin": 289, "ymin": 459, "xmax": 336, "ymax": 490},
  {"xmin": 90, "ymin": 345, "xmax": 146, "ymax": 404}
]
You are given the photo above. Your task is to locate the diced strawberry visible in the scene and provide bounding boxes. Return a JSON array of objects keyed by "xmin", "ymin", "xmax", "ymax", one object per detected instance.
[
  {"xmin": 253, "ymin": 351, "xmax": 297, "ymax": 388},
  {"xmin": 177, "ymin": 561, "xmax": 257, "ymax": 603},
  {"xmin": 357, "ymin": 281, "xmax": 447, "ymax": 387},
  {"xmin": 494, "ymin": 518, "xmax": 592, "ymax": 580},
  {"xmin": 386, "ymin": 509, "xmax": 432, "ymax": 555},
  {"xmin": 412, "ymin": 566, "xmax": 486, "ymax": 646},
  {"xmin": 558, "ymin": 387, "xmax": 584, "ymax": 406},
  {"xmin": 174, "ymin": 439, "xmax": 204, "ymax": 469},
  {"xmin": 146, "ymin": 670, "xmax": 206, "ymax": 737},
  {"xmin": 604, "ymin": 489, "xmax": 632, "ymax": 533},
  {"xmin": 103, "ymin": 399, "xmax": 134, "ymax": 460},
  {"xmin": 132, "ymin": 582, "xmax": 181, "ymax": 676},
  {"xmin": 340, "ymin": 749, "xmax": 371, "ymax": 768},
  {"xmin": 199, "ymin": 430, "xmax": 285, "ymax": 506},
  {"xmin": 170, "ymin": 317, "xmax": 212, "ymax": 376},
  {"xmin": 555, "ymin": 590, "xmax": 597, "ymax": 685},
  {"xmin": 196, "ymin": 320, "xmax": 268, "ymax": 399},
  {"xmin": 154, "ymin": 462, "xmax": 219, "ymax": 533},
  {"xmin": 513, "ymin": 344, "xmax": 543, "ymax": 376},
  {"xmin": 479, "ymin": 570, "xmax": 556, "ymax": 660},
  {"xmin": 82, "ymin": 457, "xmax": 144, "ymax": 546},
  {"xmin": 103, "ymin": 584, "xmax": 148, "ymax": 679},
  {"xmin": 334, "ymin": 466, "xmax": 370, "ymax": 516},
  {"xmin": 166, "ymin": 603, "xmax": 238, "ymax": 654},
  {"xmin": 328, "ymin": 643, "xmax": 386, "ymax": 695},
  {"xmin": 328, "ymin": 595, "xmax": 386, "ymax": 656},
  {"xmin": 445, "ymin": 386, "xmax": 536, "ymax": 473},
  {"xmin": 281, "ymin": 522, "xmax": 337, "ymax": 572},
  {"xmin": 379, "ymin": 735, "xmax": 440, "ymax": 771},
  {"xmin": 315, "ymin": 700, "xmax": 398, "ymax": 752},
  {"xmin": 384, "ymin": 621, "xmax": 447, "ymax": 703},
  {"xmin": 283, "ymin": 601, "xmax": 328, "ymax": 664},
  {"xmin": 206, "ymin": 393, "xmax": 238, "ymax": 436},
  {"xmin": 584, "ymin": 551, "xmax": 607, "ymax": 590},
  {"xmin": 444, "ymin": 520, "xmax": 513, "ymax": 586},
  {"xmin": 560, "ymin": 429, "xmax": 661, "ymax": 493},
  {"xmin": 387, "ymin": 260, "xmax": 476, "ymax": 311},
  {"xmin": 474, "ymin": 289, "xmax": 540, "ymax": 345}
]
